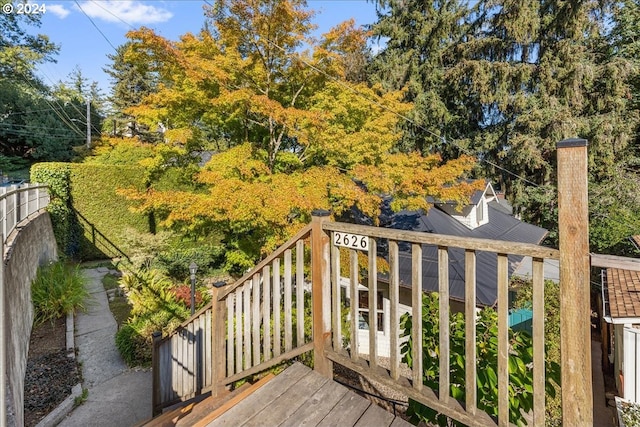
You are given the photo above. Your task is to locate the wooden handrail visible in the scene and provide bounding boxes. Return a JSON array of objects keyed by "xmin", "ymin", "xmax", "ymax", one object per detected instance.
[
  {"xmin": 322, "ymin": 222, "xmax": 559, "ymax": 259},
  {"xmin": 591, "ymin": 253, "xmax": 640, "ymax": 272}
]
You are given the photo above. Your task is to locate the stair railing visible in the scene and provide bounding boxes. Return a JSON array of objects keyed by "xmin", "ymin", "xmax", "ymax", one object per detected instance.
[{"xmin": 152, "ymin": 221, "xmax": 316, "ymax": 414}]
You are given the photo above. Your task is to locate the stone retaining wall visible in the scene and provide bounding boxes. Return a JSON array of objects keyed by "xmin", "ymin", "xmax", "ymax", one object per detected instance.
[{"xmin": 3, "ymin": 211, "xmax": 58, "ymax": 426}]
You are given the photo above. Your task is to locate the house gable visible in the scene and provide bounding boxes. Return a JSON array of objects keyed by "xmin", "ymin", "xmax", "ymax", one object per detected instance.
[{"xmin": 438, "ymin": 182, "xmax": 509, "ymax": 230}]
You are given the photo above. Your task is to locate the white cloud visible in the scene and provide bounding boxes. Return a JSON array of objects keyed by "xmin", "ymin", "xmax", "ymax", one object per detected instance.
[
  {"xmin": 46, "ymin": 4, "xmax": 71, "ymax": 19},
  {"xmin": 76, "ymin": 1, "xmax": 173, "ymax": 25}
]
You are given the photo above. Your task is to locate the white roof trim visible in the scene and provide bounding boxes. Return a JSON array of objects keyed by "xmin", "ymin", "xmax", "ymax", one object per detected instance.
[{"xmin": 603, "ymin": 316, "xmax": 640, "ymax": 324}]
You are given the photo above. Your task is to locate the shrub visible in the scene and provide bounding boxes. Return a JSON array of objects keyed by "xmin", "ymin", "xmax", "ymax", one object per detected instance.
[
  {"xmin": 31, "ymin": 162, "xmax": 150, "ymax": 259},
  {"xmin": 171, "ymin": 285, "xmax": 204, "ymax": 311},
  {"xmin": 31, "ymin": 261, "xmax": 88, "ymax": 325},
  {"xmin": 115, "ymin": 269, "xmax": 190, "ymax": 366},
  {"xmin": 401, "ymin": 292, "xmax": 560, "ymax": 427},
  {"xmin": 115, "ymin": 321, "xmax": 151, "ymax": 367},
  {"xmin": 156, "ymin": 244, "xmax": 225, "ymax": 281}
]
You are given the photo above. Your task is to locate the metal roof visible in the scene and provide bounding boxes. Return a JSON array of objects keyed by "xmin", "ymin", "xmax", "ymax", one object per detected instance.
[{"xmin": 385, "ymin": 205, "xmax": 548, "ymax": 307}]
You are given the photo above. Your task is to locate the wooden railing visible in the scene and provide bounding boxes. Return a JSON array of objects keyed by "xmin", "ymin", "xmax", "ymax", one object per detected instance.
[
  {"xmin": 320, "ymin": 221, "xmax": 558, "ymax": 427},
  {"xmin": 152, "ymin": 224, "xmax": 315, "ymax": 414},
  {"xmin": 151, "ymin": 140, "xmax": 593, "ymax": 425}
]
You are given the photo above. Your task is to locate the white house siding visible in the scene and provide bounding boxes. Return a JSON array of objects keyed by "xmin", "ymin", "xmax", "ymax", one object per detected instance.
[{"xmin": 621, "ymin": 325, "xmax": 640, "ymax": 403}]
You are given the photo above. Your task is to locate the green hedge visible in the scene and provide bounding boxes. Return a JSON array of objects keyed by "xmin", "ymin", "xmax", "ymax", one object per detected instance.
[
  {"xmin": 70, "ymin": 164, "xmax": 149, "ymax": 258},
  {"xmin": 31, "ymin": 163, "xmax": 150, "ymax": 259}
]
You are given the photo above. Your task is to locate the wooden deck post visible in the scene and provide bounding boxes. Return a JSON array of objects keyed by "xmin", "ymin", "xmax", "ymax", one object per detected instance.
[
  {"xmin": 311, "ymin": 209, "xmax": 332, "ymax": 378},
  {"xmin": 557, "ymin": 138, "xmax": 592, "ymax": 425},
  {"xmin": 211, "ymin": 283, "xmax": 227, "ymax": 397}
]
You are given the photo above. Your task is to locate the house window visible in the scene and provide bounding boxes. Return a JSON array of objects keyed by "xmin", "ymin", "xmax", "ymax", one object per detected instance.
[
  {"xmin": 477, "ymin": 200, "xmax": 484, "ymax": 223},
  {"xmin": 358, "ymin": 291, "xmax": 384, "ymax": 332}
]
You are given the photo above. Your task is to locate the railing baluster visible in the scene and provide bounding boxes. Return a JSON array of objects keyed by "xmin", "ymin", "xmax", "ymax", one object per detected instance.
[
  {"xmin": 389, "ymin": 240, "xmax": 399, "ymax": 380},
  {"xmin": 284, "ymin": 249, "xmax": 293, "ymax": 352},
  {"xmin": 368, "ymin": 239, "xmax": 378, "ymax": 368},
  {"xmin": 497, "ymin": 253, "xmax": 509, "ymax": 426},
  {"xmin": 263, "ymin": 266, "xmax": 271, "ymax": 362},
  {"xmin": 532, "ymin": 257, "xmax": 545, "ymax": 427},
  {"xmin": 252, "ymin": 275, "xmax": 260, "ymax": 366},
  {"xmin": 226, "ymin": 295, "xmax": 234, "ymax": 376},
  {"xmin": 296, "ymin": 240, "xmax": 304, "ymax": 347},
  {"xmin": 465, "ymin": 249, "xmax": 477, "ymax": 415},
  {"xmin": 187, "ymin": 322, "xmax": 194, "ymax": 395},
  {"xmin": 412, "ymin": 243, "xmax": 423, "ymax": 391},
  {"xmin": 350, "ymin": 249, "xmax": 359, "ymax": 361},
  {"xmin": 243, "ymin": 280, "xmax": 251, "ymax": 370},
  {"xmin": 438, "ymin": 246, "xmax": 450, "ymax": 403},
  {"xmin": 2, "ymin": 193, "xmax": 6, "ymax": 240},
  {"xmin": 13, "ymin": 190, "xmax": 18, "ymax": 227},
  {"xmin": 331, "ymin": 239, "xmax": 341, "ymax": 351},
  {"xmin": 235, "ymin": 287, "xmax": 242, "ymax": 374},
  {"xmin": 273, "ymin": 258, "xmax": 281, "ymax": 357}
]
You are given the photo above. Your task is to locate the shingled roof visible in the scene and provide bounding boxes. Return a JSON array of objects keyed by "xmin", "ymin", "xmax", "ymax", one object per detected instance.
[{"xmin": 604, "ymin": 268, "xmax": 640, "ymax": 320}]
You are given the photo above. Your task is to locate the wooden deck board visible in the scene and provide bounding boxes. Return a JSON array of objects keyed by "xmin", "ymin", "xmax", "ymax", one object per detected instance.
[
  {"xmin": 315, "ymin": 391, "xmax": 371, "ymax": 427},
  {"xmin": 241, "ymin": 370, "xmax": 329, "ymax": 426},
  {"xmin": 277, "ymin": 378, "xmax": 349, "ymax": 427},
  {"xmin": 200, "ymin": 362, "xmax": 410, "ymax": 427},
  {"xmin": 354, "ymin": 402, "xmax": 396, "ymax": 427},
  {"xmin": 207, "ymin": 363, "xmax": 309, "ymax": 426}
]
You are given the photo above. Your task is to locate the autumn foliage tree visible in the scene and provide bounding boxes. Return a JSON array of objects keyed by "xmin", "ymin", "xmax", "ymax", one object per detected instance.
[{"xmin": 111, "ymin": 0, "xmax": 480, "ymax": 273}]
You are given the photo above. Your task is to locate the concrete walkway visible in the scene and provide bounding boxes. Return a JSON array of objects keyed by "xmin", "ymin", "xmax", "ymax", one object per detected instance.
[
  {"xmin": 592, "ymin": 341, "xmax": 615, "ymax": 427},
  {"xmin": 59, "ymin": 267, "xmax": 152, "ymax": 427}
]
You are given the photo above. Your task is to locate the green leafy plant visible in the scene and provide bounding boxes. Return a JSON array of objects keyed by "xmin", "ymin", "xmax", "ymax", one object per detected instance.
[
  {"xmin": 620, "ymin": 400, "xmax": 640, "ymax": 427},
  {"xmin": 511, "ymin": 277, "xmax": 562, "ymax": 425},
  {"xmin": 115, "ymin": 269, "xmax": 189, "ymax": 366},
  {"xmin": 156, "ymin": 243, "xmax": 225, "ymax": 281},
  {"xmin": 31, "ymin": 261, "xmax": 89, "ymax": 325},
  {"xmin": 400, "ymin": 293, "xmax": 560, "ymax": 426},
  {"xmin": 73, "ymin": 388, "xmax": 89, "ymax": 407}
]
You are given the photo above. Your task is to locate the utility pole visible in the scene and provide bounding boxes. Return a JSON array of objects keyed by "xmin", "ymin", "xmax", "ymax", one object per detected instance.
[{"xmin": 86, "ymin": 99, "xmax": 91, "ymax": 149}]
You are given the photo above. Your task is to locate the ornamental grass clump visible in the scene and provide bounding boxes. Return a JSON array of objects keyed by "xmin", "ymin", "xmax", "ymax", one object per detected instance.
[{"xmin": 31, "ymin": 261, "xmax": 88, "ymax": 325}]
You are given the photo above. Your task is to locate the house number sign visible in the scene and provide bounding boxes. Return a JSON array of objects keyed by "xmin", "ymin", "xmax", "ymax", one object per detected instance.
[{"xmin": 333, "ymin": 232, "xmax": 370, "ymax": 251}]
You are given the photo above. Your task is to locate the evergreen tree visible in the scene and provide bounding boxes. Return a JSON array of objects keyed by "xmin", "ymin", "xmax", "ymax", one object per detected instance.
[
  {"xmin": 104, "ymin": 42, "xmax": 157, "ymax": 139},
  {"xmin": 369, "ymin": 0, "xmax": 640, "ymax": 251},
  {"xmin": 369, "ymin": 0, "xmax": 472, "ymax": 153}
]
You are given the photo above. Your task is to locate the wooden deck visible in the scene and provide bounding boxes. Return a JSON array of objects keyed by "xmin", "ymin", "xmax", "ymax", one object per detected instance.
[
  {"xmin": 147, "ymin": 362, "xmax": 413, "ymax": 427},
  {"xmin": 207, "ymin": 362, "xmax": 411, "ymax": 427}
]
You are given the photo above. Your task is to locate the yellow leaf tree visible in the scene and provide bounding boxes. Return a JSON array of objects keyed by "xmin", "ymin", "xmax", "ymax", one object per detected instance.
[{"xmin": 112, "ymin": 0, "xmax": 481, "ymax": 274}]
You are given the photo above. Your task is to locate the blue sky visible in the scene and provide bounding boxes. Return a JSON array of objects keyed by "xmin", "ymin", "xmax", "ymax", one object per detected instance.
[{"xmin": 28, "ymin": 1, "xmax": 380, "ymax": 97}]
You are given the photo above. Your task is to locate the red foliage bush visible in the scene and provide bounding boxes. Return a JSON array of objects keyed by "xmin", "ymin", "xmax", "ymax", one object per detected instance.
[{"xmin": 172, "ymin": 285, "xmax": 203, "ymax": 310}]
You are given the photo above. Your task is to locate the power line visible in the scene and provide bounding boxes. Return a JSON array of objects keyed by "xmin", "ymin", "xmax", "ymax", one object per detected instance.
[
  {"xmin": 33, "ymin": 65, "xmax": 104, "ymax": 137},
  {"xmin": 0, "ymin": 109, "xmax": 63, "ymax": 117},
  {"xmin": 15, "ymin": 72, "xmax": 85, "ymax": 137},
  {"xmin": 23, "ymin": 65, "xmax": 87, "ymax": 135},
  {"xmin": 88, "ymin": 0, "xmax": 135, "ymax": 29},
  {"xmin": 74, "ymin": 0, "xmax": 118, "ymax": 51}
]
